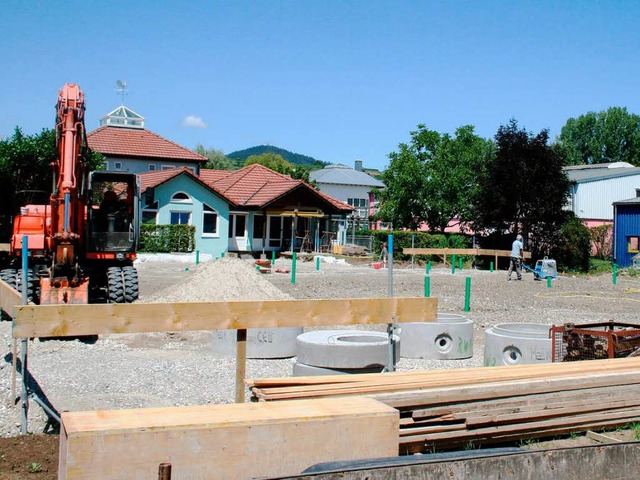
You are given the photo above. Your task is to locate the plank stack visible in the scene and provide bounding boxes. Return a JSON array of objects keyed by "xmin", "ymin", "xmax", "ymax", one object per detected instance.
[{"xmin": 247, "ymin": 357, "xmax": 640, "ymax": 452}]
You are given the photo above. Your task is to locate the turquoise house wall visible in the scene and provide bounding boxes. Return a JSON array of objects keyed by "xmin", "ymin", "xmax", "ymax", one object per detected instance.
[{"xmin": 152, "ymin": 175, "xmax": 230, "ymax": 258}]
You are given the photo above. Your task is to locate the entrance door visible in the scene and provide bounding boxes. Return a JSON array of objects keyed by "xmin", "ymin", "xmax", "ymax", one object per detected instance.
[
  {"xmin": 228, "ymin": 213, "xmax": 248, "ymax": 251},
  {"xmin": 268, "ymin": 215, "xmax": 282, "ymax": 249}
]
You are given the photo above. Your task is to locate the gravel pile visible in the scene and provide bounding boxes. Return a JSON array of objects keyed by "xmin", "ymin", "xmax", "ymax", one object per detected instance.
[{"xmin": 1, "ymin": 254, "xmax": 639, "ymax": 437}]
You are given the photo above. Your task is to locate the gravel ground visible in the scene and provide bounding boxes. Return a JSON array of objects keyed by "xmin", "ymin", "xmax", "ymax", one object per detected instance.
[{"xmin": 1, "ymin": 253, "xmax": 639, "ymax": 437}]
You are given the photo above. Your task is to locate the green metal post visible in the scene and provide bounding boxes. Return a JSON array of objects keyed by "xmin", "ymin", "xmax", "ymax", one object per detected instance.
[
  {"xmin": 271, "ymin": 250, "xmax": 276, "ymax": 265},
  {"xmin": 291, "ymin": 252, "xmax": 297, "ymax": 284},
  {"xmin": 195, "ymin": 250, "xmax": 200, "ymax": 265},
  {"xmin": 490, "ymin": 261, "xmax": 494, "ymax": 272},
  {"xmin": 427, "ymin": 261, "xmax": 432, "ymax": 274},
  {"xmin": 458, "ymin": 257, "xmax": 463, "ymax": 271},
  {"xmin": 255, "ymin": 265, "xmax": 260, "ymax": 271},
  {"xmin": 451, "ymin": 254, "xmax": 456, "ymax": 274},
  {"xmin": 547, "ymin": 276, "xmax": 552, "ymax": 288},
  {"xmin": 613, "ymin": 264, "xmax": 618, "ymax": 285},
  {"xmin": 424, "ymin": 275, "xmax": 430, "ymax": 298},
  {"xmin": 315, "ymin": 256, "xmax": 320, "ymax": 271},
  {"xmin": 464, "ymin": 277, "xmax": 471, "ymax": 312}
]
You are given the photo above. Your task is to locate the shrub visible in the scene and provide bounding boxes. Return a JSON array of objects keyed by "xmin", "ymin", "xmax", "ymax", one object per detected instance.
[
  {"xmin": 139, "ymin": 224, "xmax": 195, "ymax": 253},
  {"xmin": 553, "ymin": 215, "xmax": 591, "ymax": 272}
]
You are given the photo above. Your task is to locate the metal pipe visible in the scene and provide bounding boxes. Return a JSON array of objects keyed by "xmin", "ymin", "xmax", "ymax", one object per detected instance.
[
  {"xmin": 20, "ymin": 236, "xmax": 29, "ymax": 434},
  {"xmin": 158, "ymin": 463, "xmax": 172, "ymax": 480},
  {"xmin": 387, "ymin": 234, "xmax": 396, "ymax": 373},
  {"xmin": 28, "ymin": 393, "xmax": 61, "ymax": 424}
]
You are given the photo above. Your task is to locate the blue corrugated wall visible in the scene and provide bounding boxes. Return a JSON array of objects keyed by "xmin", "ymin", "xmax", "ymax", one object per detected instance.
[{"xmin": 614, "ymin": 204, "xmax": 640, "ymax": 267}]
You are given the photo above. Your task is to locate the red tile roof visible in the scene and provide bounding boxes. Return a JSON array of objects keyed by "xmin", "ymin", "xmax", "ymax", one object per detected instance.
[
  {"xmin": 138, "ymin": 164, "xmax": 353, "ymax": 213},
  {"xmin": 87, "ymin": 126, "xmax": 208, "ymax": 162}
]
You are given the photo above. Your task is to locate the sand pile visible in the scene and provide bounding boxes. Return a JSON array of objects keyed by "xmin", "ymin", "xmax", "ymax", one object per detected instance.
[{"xmin": 142, "ymin": 257, "xmax": 291, "ymax": 303}]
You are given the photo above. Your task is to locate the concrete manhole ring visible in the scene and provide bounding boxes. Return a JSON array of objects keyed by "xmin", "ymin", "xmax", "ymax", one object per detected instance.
[{"xmin": 296, "ymin": 330, "xmax": 398, "ymax": 369}]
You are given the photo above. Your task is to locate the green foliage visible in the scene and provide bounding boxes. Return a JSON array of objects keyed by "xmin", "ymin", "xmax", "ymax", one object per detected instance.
[
  {"xmin": 552, "ymin": 214, "xmax": 592, "ymax": 272},
  {"xmin": 25, "ymin": 462, "xmax": 42, "ymax": 473},
  {"xmin": 228, "ymin": 145, "xmax": 327, "ymax": 168},
  {"xmin": 589, "ymin": 258, "xmax": 613, "ymax": 274},
  {"xmin": 474, "ymin": 119, "xmax": 571, "ymax": 260},
  {"xmin": 378, "ymin": 124, "xmax": 493, "ymax": 231},
  {"xmin": 244, "ymin": 153, "xmax": 311, "ymax": 181},
  {"xmin": 555, "ymin": 107, "xmax": 640, "ymax": 166},
  {"xmin": 139, "ymin": 224, "xmax": 195, "ymax": 253},
  {"xmin": 194, "ymin": 144, "xmax": 234, "ymax": 170}
]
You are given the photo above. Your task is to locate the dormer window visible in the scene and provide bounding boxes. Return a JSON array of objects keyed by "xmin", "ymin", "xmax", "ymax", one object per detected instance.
[{"xmin": 170, "ymin": 192, "xmax": 192, "ymax": 204}]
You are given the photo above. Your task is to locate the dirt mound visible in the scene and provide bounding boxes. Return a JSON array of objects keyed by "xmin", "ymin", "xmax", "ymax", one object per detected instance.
[{"xmin": 142, "ymin": 257, "xmax": 291, "ymax": 303}]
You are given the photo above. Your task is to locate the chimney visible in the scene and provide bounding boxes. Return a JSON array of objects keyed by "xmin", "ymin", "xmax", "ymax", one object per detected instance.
[{"xmin": 354, "ymin": 159, "xmax": 363, "ymax": 171}]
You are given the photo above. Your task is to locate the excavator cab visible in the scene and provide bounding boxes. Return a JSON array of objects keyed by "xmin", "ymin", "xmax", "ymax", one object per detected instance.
[{"xmin": 87, "ymin": 171, "xmax": 140, "ymax": 257}]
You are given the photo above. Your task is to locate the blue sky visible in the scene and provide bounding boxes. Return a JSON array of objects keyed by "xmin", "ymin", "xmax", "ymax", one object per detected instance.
[{"xmin": 1, "ymin": 1, "xmax": 639, "ymax": 170}]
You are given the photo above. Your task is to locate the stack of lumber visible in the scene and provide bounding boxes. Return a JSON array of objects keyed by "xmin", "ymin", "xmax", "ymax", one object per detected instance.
[{"xmin": 247, "ymin": 358, "xmax": 640, "ymax": 452}]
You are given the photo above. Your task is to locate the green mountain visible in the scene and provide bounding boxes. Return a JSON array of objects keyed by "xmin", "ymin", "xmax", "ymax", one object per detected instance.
[{"xmin": 227, "ymin": 145, "xmax": 326, "ymax": 167}]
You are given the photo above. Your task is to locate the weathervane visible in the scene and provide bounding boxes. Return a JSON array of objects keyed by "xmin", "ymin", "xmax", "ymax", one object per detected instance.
[{"xmin": 115, "ymin": 80, "xmax": 128, "ymax": 105}]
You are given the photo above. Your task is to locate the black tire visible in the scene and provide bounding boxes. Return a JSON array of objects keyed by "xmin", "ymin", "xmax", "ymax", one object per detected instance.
[
  {"xmin": 122, "ymin": 266, "xmax": 139, "ymax": 303},
  {"xmin": 16, "ymin": 269, "xmax": 36, "ymax": 303},
  {"xmin": 0, "ymin": 269, "xmax": 17, "ymax": 288},
  {"xmin": 107, "ymin": 267, "xmax": 125, "ymax": 304}
]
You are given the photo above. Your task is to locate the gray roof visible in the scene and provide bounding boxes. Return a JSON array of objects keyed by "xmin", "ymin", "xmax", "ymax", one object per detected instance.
[
  {"xmin": 310, "ymin": 164, "xmax": 385, "ymax": 188},
  {"xmin": 564, "ymin": 164, "xmax": 640, "ymax": 183},
  {"xmin": 613, "ymin": 196, "xmax": 640, "ymax": 205}
]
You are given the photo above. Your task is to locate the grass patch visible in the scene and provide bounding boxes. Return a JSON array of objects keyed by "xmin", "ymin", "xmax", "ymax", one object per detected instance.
[{"xmin": 589, "ymin": 258, "xmax": 613, "ymax": 274}]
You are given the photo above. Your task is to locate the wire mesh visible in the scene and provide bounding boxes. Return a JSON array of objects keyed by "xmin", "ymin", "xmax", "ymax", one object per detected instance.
[{"xmin": 551, "ymin": 321, "xmax": 640, "ymax": 362}]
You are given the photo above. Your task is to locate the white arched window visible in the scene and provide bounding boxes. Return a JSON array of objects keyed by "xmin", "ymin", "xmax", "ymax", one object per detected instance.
[{"xmin": 170, "ymin": 192, "xmax": 192, "ymax": 204}]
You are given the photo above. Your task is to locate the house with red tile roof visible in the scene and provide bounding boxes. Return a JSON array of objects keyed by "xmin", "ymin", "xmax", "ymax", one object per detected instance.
[
  {"xmin": 139, "ymin": 164, "xmax": 353, "ymax": 257},
  {"xmin": 87, "ymin": 105, "xmax": 207, "ymax": 174}
]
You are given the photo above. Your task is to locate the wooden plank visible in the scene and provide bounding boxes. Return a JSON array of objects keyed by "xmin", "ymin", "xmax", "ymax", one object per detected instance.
[
  {"xmin": 13, "ymin": 296, "xmax": 437, "ymax": 338},
  {"xmin": 59, "ymin": 397, "xmax": 399, "ymax": 480},
  {"xmin": 586, "ymin": 430, "xmax": 622, "ymax": 443},
  {"xmin": 235, "ymin": 329, "xmax": 247, "ymax": 403},
  {"xmin": 0, "ymin": 278, "xmax": 22, "ymax": 320},
  {"xmin": 371, "ymin": 372, "xmax": 640, "ymax": 409},
  {"xmin": 411, "ymin": 383, "xmax": 640, "ymax": 420},
  {"xmin": 247, "ymin": 357, "xmax": 640, "ymax": 389},
  {"xmin": 465, "ymin": 398, "xmax": 640, "ymax": 427},
  {"xmin": 399, "ymin": 408, "xmax": 640, "ymax": 446},
  {"xmin": 251, "ymin": 361, "xmax": 640, "ymax": 401}
]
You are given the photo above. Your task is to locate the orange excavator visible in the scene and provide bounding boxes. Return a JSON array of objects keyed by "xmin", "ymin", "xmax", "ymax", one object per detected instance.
[{"xmin": 1, "ymin": 83, "xmax": 140, "ymax": 304}]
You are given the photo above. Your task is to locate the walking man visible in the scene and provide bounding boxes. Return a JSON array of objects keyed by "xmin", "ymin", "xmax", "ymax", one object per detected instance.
[{"xmin": 507, "ymin": 234, "xmax": 523, "ymax": 281}]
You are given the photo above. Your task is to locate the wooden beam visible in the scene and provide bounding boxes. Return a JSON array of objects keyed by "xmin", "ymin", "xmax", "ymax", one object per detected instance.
[
  {"xmin": 13, "ymin": 297, "xmax": 437, "ymax": 338},
  {"xmin": 59, "ymin": 397, "xmax": 399, "ymax": 480},
  {"xmin": 0, "ymin": 278, "xmax": 22, "ymax": 320},
  {"xmin": 403, "ymin": 248, "xmax": 531, "ymax": 259},
  {"xmin": 235, "ymin": 329, "xmax": 247, "ymax": 403}
]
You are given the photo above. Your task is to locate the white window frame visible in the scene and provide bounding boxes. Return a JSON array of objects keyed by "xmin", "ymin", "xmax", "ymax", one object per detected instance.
[
  {"xmin": 170, "ymin": 210, "xmax": 191, "ymax": 225},
  {"xmin": 202, "ymin": 203, "xmax": 219, "ymax": 237},
  {"xmin": 141, "ymin": 201, "xmax": 158, "ymax": 225},
  {"xmin": 170, "ymin": 191, "xmax": 193, "ymax": 204},
  {"xmin": 114, "ymin": 161, "xmax": 123, "ymax": 170},
  {"xmin": 148, "ymin": 164, "xmax": 157, "ymax": 171},
  {"xmin": 162, "ymin": 165, "xmax": 176, "ymax": 170}
]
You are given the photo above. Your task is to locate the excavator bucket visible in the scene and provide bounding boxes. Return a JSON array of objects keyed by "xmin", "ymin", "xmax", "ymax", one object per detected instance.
[{"xmin": 39, "ymin": 277, "xmax": 88, "ymax": 305}]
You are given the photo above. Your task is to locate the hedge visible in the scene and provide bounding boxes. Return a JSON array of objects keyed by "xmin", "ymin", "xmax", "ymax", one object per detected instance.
[{"xmin": 139, "ymin": 224, "xmax": 195, "ymax": 253}]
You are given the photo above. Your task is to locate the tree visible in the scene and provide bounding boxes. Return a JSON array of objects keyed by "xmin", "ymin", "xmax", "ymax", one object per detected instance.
[
  {"xmin": 194, "ymin": 144, "xmax": 234, "ymax": 170},
  {"xmin": 244, "ymin": 153, "xmax": 310, "ymax": 182},
  {"xmin": 555, "ymin": 107, "xmax": 640, "ymax": 166},
  {"xmin": 377, "ymin": 124, "xmax": 492, "ymax": 231},
  {"xmin": 0, "ymin": 127, "xmax": 104, "ymax": 239},
  {"xmin": 473, "ymin": 119, "xmax": 571, "ymax": 259}
]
